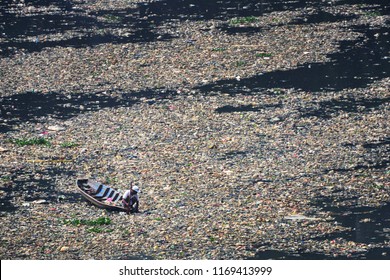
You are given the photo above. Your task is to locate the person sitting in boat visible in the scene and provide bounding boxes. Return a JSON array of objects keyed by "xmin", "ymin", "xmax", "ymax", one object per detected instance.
[{"xmin": 122, "ymin": 183, "xmax": 140, "ymax": 213}]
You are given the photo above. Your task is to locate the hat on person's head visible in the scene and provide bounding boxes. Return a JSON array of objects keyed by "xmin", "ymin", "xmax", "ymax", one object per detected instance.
[{"xmin": 132, "ymin": 185, "xmax": 140, "ymax": 193}]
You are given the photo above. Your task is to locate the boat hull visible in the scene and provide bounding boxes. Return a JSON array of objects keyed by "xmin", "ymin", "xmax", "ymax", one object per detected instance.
[{"xmin": 76, "ymin": 178, "xmax": 126, "ymax": 211}]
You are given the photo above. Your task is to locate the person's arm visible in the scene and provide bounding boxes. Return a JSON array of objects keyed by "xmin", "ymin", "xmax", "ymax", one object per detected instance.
[
  {"xmin": 133, "ymin": 196, "xmax": 139, "ymax": 212},
  {"xmin": 122, "ymin": 191, "xmax": 130, "ymax": 207}
]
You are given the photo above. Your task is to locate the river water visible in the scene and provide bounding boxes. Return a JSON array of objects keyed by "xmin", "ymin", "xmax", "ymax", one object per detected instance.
[{"xmin": 1, "ymin": 0, "xmax": 389, "ymax": 259}]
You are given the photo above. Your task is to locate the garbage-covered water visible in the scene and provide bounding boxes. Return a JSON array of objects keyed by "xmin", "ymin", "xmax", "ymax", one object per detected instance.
[
  {"xmin": 316, "ymin": 197, "xmax": 390, "ymax": 244},
  {"xmin": 252, "ymin": 199, "xmax": 390, "ymax": 260},
  {"xmin": 0, "ymin": 0, "xmax": 389, "ymax": 260},
  {"xmin": 198, "ymin": 25, "xmax": 390, "ymax": 94}
]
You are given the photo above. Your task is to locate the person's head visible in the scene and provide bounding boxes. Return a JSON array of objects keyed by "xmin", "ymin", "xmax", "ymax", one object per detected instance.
[{"xmin": 131, "ymin": 185, "xmax": 140, "ymax": 194}]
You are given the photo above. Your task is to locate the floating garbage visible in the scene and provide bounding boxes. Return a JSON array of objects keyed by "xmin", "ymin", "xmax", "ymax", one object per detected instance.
[{"xmin": 0, "ymin": 0, "xmax": 389, "ymax": 260}]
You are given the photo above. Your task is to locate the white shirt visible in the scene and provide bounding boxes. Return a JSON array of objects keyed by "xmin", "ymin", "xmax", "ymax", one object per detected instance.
[{"xmin": 123, "ymin": 190, "xmax": 139, "ymax": 202}]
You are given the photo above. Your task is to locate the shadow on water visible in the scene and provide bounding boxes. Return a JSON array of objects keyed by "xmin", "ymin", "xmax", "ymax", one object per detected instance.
[
  {"xmin": 221, "ymin": 5, "xmax": 361, "ymax": 35},
  {"xmin": 251, "ymin": 139, "xmax": 389, "ymax": 259},
  {"xmin": 136, "ymin": 0, "xmax": 317, "ymax": 22},
  {"xmin": 220, "ymin": 26, "xmax": 264, "ymax": 35},
  {"xmin": 251, "ymin": 247, "xmax": 390, "ymax": 260},
  {"xmin": 215, "ymin": 103, "xmax": 282, "ymax": 113},
  {"xmin": 314, "ymin": 197, "xmax": 390, "ymax": 244},
  {"xmin": 251, "ymin": 198, "xmax": 390, "ymax": 260},
  {"xmin": 140, "ymin": 0, "xmax": 389, "ymax": 22},
  {"xmin": 0, "ymin": 0, "xmax": 174, "ymax": 56},
  {"xmin": 0, "ymin": 178, "xmax": 17, "ymax": 212},
  {"xmin": 0, "ymin": 166, "xmax": 78, "ymax": 214},
  {"xmin": 1, "ymin": 0, "xmax": 79, "ymax": 39},
  {"xmin": 332, "ymin": 138, "xmax": 389, "ymax": 172},
  {"xmin": 292, "ymin": 10, "xmax": 358, "ymax": 25},
  {"xmin": 3, "ymin": 0, "xmax": 381, "ymax": 56},
  {"xmin": 0, "ymin": 91, "xmax": 132, "ymax": 133},
  {"xmin": 299, "ymin": 96, "xmax": 390, "ymax": 119},
  {"xmin": 0, "ymin": 88, "xmax": 178, "ymax": 133},
  {"xmin": 198, "ymin": 25, "xmax": 390, "ymax": 95}
]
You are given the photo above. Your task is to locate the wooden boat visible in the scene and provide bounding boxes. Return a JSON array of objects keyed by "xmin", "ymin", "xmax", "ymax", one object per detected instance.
[{"xmin": 76, "ymin": 178, "xmax": 126, "ymax": 211}]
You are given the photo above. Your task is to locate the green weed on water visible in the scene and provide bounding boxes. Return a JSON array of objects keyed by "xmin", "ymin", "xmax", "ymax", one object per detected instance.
[
  {"xmin": 63, "ymin": 217, "xmax": 111, "ymax": 226},
  {"xmin": 230, "ymin": 16, "xmax": 258, "ymax": 25},
  {"xmin": 256, "ymin": 53, "xmax": 272, "ymax": 58},
  {"xmin": 11, "ymin": 137, "xmax": 51, "ymax": 147},
  {"xmin": 60, "ymin": 142, "xmax": 79, "ymax": 148}
]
